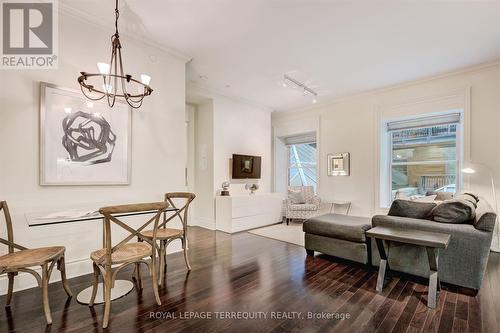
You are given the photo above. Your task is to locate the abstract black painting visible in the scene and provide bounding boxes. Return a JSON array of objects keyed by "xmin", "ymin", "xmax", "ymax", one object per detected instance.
[
  {"xmin": 40, "ymin": 82, "xmax": 131, "ymax": 185},
  {"xmin": 61, "ymin": 111, "xmax": 116, "ymax": 165}
]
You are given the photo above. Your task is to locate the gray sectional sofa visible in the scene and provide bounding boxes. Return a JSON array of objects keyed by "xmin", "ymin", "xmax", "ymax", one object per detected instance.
[{"xmin": 303, "ymin": 195, "xmax": 496, "ymax": 291}]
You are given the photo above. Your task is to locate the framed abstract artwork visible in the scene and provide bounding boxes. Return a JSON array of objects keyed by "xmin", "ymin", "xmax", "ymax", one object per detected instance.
[
  {"xmin": 327, "ymin": 153, "xmax": 350, "ymax": 176},
  {"xmin": 40, "ymin": 82, "xmax": 131, "ymax": 185}
]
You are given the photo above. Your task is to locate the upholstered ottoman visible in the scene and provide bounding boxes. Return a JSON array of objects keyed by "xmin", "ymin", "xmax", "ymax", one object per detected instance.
[{"xmin": 303, "ymin": 214, "xmax": 372, "ymax": 264}]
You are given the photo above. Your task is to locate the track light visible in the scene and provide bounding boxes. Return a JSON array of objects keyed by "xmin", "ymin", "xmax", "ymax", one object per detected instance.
[{"xmin": 283, "ymin": 74, "xmax": 318, "ymax": 104}]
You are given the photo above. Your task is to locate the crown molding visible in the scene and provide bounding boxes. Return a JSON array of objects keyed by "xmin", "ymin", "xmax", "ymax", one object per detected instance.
[
  {"xmin": 278, "ymin": 58, "xmax": 500, "ymax": 116},
  {"xmin": 59, "ymin": 3, "xmax": 192, "ymax": 63},
  {"xmin": 186, "ymin": 82, "xmax": 275, "ymax": 113}
]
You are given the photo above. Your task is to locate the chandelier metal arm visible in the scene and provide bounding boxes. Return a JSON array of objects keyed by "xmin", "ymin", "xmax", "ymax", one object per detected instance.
[
  {"xmin": 77, "ymin": 0, "xmax": 152, "ymax": 109},
  {"xmin": 79, "ymin": 84, "xmax": 106, "ymax": 101},
  {"xmin": 79, "ymin": 74, "xmax": 152, "ymax": 98},
  {"xmin": 114, "ymin": 0, "xmax": 119, "ymax": 37}
]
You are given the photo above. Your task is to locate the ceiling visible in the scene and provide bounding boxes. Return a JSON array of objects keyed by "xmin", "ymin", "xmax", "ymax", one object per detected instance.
[{"xmin": 64, "ymin": 0, "xmax": 500, "ymax": 111}]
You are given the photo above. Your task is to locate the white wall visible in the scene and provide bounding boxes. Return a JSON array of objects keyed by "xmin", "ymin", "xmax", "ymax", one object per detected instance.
[
  {"xmin": 272, "ymin": 62, "xmax": 500, "ymax": 217},
  {"xmin": 0, "ymin": 11, "xmax": 188, "ymax": 293},
  {"xmin": 193, "ymin": 100, "xmax": 215, "ymax": 229},
  {"xmin": 213, "ymin": 96, "xmax": 272, "ymax": 195},
  {"xmin": 187, "ymin": 88, "xmax": 273, "ymax": 229}
]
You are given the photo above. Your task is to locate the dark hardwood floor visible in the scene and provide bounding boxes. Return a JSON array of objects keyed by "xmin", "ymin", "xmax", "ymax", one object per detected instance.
[{"xmin": 1, "ymin": 226, "xmax": 500, "ymax": 332}]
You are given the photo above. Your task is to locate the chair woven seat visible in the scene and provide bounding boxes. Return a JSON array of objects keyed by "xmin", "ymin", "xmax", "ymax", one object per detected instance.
[
  {"xmin": 91, "ymin": 242, "xmax": 152, "ymax": 264},
  {"xmin": 0, "ymin": 201, "xmax": 72, "ymax": 325},
  {"xmin": 141, "ymin": 228, "xmax": 183, "ymax": 239},
  {"xmin": 0, "ymin": 246, "xmax": 65, "ymax": 270}
]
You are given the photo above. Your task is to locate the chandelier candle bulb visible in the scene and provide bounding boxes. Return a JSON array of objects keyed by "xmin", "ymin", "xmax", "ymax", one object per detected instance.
[
  {"xmin": 140, "ymin": 74, "xmax": 152, "ymax": 85},
  {"xmin": 103, "ymin": 84, "xmax": 113, "ymax": 94},
  {"xmin": 97, "ymin": 62, "xmax": 110, "ymax": 75}
]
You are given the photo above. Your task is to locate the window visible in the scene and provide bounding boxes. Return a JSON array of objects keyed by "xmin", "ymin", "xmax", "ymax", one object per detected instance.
[
  {"xmin": 387, "ymin": 113, "xmax": 461, "ymax": 200},
  {"xmin": 287, "ymin": 142, "xmax": 317, "ymax": 192}
]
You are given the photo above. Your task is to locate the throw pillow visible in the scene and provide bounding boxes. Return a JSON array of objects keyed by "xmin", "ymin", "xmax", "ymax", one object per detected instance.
[
  {"xmin": 435, "ymin": 191, "xmax": 454, "ymax": 201},
  {"xmin": 455, "ymin": 193, "xmax": 478, "ymax": 207},
  {"xmin": 388, "ymin": 199, "xmax": 437, "ymax": 219},
  {"xmin": 288, "ymin": 190, "xmax": 306, "ymax": 204},
  {"xmin": 431, "ymin": 197, "xmax": 476, "ymax": 224},
  {"xmin": 463, "ymin": 192, "xmax": 479, "ymax": 202},
  {"xmin": 474, "ymin": 198, "xmax": 497, "ymax": 232},
  {"xmin": 394, "ymin": 190, "xmax": 409, "ymax": 200}
]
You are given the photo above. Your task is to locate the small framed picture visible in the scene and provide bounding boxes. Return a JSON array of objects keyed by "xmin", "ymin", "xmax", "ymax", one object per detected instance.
[
  {"xmin": 328, "ymin": 153, "xmax": 350, "ymax": 176},
  {"xmin": 40, "ymin": 82, "xmax": 132, "ymax": 185}
]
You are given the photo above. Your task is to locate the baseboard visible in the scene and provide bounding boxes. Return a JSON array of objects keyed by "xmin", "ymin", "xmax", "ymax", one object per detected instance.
[
  {"xmin": 189, "ymin": 217, "xmax": 216, "ymax": 230},
  {"xmin": 0, "ymin": 242, "xmax": 183, "ymax": 295}
]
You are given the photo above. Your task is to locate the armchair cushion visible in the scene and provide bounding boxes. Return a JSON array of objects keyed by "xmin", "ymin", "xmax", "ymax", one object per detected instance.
[
  {"xmin": 310, "ymin": 195, "xmax": 321, "ymax": 206},
  {"xmin": 288, "ymin": 190, "xmax": 306, "ymax": 204}
]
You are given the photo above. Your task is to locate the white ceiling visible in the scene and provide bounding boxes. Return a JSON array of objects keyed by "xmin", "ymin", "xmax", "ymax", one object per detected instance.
[{"xmin": 64, "ymin": 0, "xmax": 500, "ymax": 111}]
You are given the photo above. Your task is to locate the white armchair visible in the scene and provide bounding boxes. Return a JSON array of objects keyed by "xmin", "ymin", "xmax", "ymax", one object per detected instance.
[{"xmin": 285, "ymin": 186, "xmax": 322, "ymax": 223}]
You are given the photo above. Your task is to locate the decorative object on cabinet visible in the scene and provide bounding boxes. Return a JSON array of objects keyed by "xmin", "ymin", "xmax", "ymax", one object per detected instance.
[
  {"xmin": 221, "ymin": 181, "xmax": 231, "ymax": 196},
  {"xmin": 327, "ymin": 153, "xmax": 350, "ymax": 176},
  {"xmin": 245, "ymin": 183, "xmax": 259, "ymax": 194},
  {"xmin": 40, "ymin": 82, "xmax": 131, "ymax": 185}
]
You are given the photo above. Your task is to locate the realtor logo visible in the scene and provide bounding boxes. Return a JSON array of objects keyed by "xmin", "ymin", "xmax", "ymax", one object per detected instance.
[{"xmin": 1, "ymin": 0, "xmax": 58, "ymax": 69}]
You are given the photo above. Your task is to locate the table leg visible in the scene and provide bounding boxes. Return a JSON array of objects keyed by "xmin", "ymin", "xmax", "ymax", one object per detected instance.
[
  {"xmin": 375, "ymin": 238, "xmax": 390, "ymax": 292},
  {"xmin": 426, "ymin": 247, "xmax": 441, "ymax": 309}
]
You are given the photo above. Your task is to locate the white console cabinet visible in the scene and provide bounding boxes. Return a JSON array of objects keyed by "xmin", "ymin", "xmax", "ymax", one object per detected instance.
[{"xmin": 215, "ymin": 193, "xmax": 283, "ymax": 233}]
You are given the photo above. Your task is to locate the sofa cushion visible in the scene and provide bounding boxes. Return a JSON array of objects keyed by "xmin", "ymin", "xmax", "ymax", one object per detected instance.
[
  {"xmin": 431, "ymin": 197, "xmax": 476, "ymax": 224},
  {"xmin": 474, "ymin": 198, "xmax": 497, "ymax": 232},
  {"xmin": 289, "ymin": 204, "xmax": 317, "ymax": 211},
  {"xmin": 388, "ymin": 199, "xmax": 436, "ymax": 219},
  {"xmin": 288, "ymin": 190, "xmax": 306, "ymax": 204},
  {"xmin": 303, "ymin": 214, "xmax": 372, "ymax": 242}
]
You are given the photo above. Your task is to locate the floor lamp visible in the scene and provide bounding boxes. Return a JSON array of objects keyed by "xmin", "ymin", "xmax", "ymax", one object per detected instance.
[{"xmin": 462, "ymin": 165, "xmax": 499, "ymax": 252}]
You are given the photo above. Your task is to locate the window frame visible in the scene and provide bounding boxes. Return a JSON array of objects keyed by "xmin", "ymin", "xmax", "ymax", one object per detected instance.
[
  {"xmin": 385, "ymin": 113, "xmax": 464, "ymax": 204},
  {"xmin": 286, "ymin": 141, "xmax": 318, "ymax": 192}
]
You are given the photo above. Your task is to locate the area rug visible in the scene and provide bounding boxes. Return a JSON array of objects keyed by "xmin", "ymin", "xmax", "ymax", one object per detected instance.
[{"xmin": 248, "ymin": 223, "xmax": 304, "ymax": 246}]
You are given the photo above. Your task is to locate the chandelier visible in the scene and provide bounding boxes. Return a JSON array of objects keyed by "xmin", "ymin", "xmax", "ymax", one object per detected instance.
[{"xmin": 77, "ymin": 0, "xmax": 152, "ymax": 109}]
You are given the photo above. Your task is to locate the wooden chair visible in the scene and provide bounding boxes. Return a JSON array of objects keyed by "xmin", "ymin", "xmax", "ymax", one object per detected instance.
[
  {"xmin": 0, "ymin": 201, "xmax": 72, "ymax": 325},
  {"xmin": 89, "ymin": 202, "xmax": 167, "ymax": 328},
  {"xmin": 139, "ymin": 192, "xmax": 195, "ymax": 285}
]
